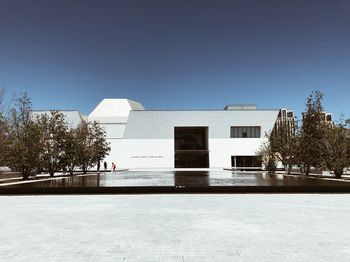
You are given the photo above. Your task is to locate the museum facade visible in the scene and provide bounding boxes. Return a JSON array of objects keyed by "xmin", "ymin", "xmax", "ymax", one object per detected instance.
[{"xmin": 86, "ymin": 99, "xmax": 282, "ymax": 169}]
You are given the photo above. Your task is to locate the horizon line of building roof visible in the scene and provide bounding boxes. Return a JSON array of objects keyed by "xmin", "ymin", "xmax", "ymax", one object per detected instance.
[
  {"xmin": 92, "ymin": 98, "xmax": 283, "ymax": 111},
  {"xmin": 33, "ymin": 98, "xmax": 293, "ymax": 115}
]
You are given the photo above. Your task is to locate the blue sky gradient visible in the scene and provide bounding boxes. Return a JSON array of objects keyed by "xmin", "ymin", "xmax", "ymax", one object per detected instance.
[{"xmin": 0, "ymin": 0, "xmax": 349, "ymax": 119}]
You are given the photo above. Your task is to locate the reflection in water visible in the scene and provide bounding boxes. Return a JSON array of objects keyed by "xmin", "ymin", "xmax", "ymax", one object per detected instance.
[
  {"xmin": 3, "ymin": 171, "xmax": 350, "ymax": 188},
  {"xmin": 174, "ymin": 171, "xmax": 209, "ymax": 187},
  {"xmin": 6, "ymin": 174, "xmax": 101, "ymax": 188},
  {"xmin": 207, "ymin": 171, "xmax": 348, "ymax": 187}
]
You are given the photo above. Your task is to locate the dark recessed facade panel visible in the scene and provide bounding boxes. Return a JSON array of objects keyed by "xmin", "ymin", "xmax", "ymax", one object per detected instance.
[{"xmin": 174, "ymin": 127, "xmax": 209, "ymax": 168}]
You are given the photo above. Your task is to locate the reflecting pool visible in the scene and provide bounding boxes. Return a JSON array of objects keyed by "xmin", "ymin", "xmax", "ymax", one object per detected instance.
[{"xmin": 2, "ymin": 170, "xmax": 350, "ymax": 188}]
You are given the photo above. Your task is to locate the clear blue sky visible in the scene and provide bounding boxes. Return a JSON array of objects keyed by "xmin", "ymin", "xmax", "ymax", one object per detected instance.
[{"xmin": 0, "ymin": 0, "xmax": 349, "ymax": 120}]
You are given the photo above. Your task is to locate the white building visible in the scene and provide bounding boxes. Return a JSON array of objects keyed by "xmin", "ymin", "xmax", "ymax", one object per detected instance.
[
  {"xmin": 32, "ymin": 110, "xmax": 87, "ymax": 129},
  {"xmin": 88, "ymin": 99, "xmax": 280, "ymax": 169}
]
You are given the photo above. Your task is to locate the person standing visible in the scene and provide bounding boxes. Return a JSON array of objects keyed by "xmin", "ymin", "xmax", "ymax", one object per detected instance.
[
  {"xmin": 112, "ymin": 162, "xmax": 116, "ymax": 172},
  {"xmin": 104, "ymin": 161, "xmax": 107, "ymax": 171}
]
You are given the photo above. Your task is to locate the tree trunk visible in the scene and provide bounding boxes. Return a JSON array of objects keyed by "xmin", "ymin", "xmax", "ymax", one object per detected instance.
[
  {"xmin": 334, "ymin": 169, "xmax": 343, "ymax": 178},
  {"xmin": 301, "ymin": 164, "xmax": 310, "ymax": 175},
  {"xmin": 305, "ymin": 165, "xmax": 310, "ymax": 176},
  {"xmin": 22, "ymin": 166, "xmax": 30, "ymax": 180},
  {"xmin": 48, "ymin": 163, "xmax": 54, "ymax": 177},
  {"xmin": 97, "ymin": 159, "xmax": 100, "ymax": 172}
]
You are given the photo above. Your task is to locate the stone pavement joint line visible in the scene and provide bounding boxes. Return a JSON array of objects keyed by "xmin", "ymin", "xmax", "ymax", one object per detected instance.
[{"xmin": 0, "ymin": 194, "xmax": 350, "ymax": 261}]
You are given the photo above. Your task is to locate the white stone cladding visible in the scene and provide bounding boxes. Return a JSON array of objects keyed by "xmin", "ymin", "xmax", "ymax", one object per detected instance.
[{"xmin": 89, "ymin": 100, "xmax": 279, "ymax": 169}]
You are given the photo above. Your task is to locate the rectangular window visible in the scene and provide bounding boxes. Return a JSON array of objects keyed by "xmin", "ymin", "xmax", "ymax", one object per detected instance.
[
  {"xmin": 230, "ymin": 126, "xmax": 261, "ymax": 138},
  {"xmin": 232, "ymin": 156, "xmax": 262, "ymax": 168}
]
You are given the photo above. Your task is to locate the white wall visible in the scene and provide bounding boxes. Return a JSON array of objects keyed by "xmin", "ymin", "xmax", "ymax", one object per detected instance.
[
  {"xmin": 104, "ymin": 139, "xmax": 174, "ymax": 169},
  {"xmin": 92, "ymin": 106, "xmax": 278, "ymax": 169},
  {"xmin": 100, "ymin": 123, "xmax": 126, "ymax": 139},
  {"xmin": 104, "ymin": 137, "xmax": 266, "ymax": 169},
  {"xmin": 209, "ymin": 138, "xmax": 267, "ymax": 168}
]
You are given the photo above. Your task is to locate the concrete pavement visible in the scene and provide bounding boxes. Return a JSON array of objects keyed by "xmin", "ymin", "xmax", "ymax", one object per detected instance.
[{"xmin": 1, "ymin": 194, "xmax": 350, "ymax": 261}]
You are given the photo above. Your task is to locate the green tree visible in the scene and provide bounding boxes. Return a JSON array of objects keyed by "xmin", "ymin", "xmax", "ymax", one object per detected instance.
[
  {"xmin": 36, "ymin": 110, "xmax": 69, "ymax": 176},
  {"xmin": 61, "ymin": 121, "xmax": 110, "ymax": 175},
  {"xmin": 270, "ymin": 118, "xmax": 299, "ymax": 173},
  {"xmin": 0, "ymin": 87, "xmax": 8, "ymax": 166},
  {"xmin": 75, "ymin": 122, "xmax": 91, "ymax": 174},
  {"xmin": 61, "ymin": 128, "xmax": 80, "ymax": 175},
  {"xmin": 298, "ymin": 91, "xmax": 326, "ymax": 175},
  {"xmin": 75, "ymin": 121, "xmax": 110, "ymax": 173},
  {"xmin": 321, "ymin": 121, "xmax": 350, "ymax": 178},
  {"xmin": 6, "ymin": 93, "xmax": 43, "ymax": 179},
  {"xmin": 0, "ymin": 115, "xmax": 8, "ymax": 166},
  {"xmin": 89, "ymin": 121, "xmax": 110, "ymax": 171},
  {"xmin": 256, "ymin": 137, "xmax": 276, "ymax": 173}
]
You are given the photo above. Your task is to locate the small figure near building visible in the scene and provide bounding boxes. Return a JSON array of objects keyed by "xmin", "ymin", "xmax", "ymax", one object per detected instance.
[
  {"xmin": 112, "ymin": 162, "xmax": 116, "ymax": 172},
  {"xmin": 104, "ymin": 161, "xmax": 107, "ymax": 171}
]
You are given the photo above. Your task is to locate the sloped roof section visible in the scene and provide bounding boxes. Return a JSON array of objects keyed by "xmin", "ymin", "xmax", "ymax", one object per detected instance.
[
  {"xmin": 88, "ymin": 99, "xmax": 144, "ymax": 123},
  {"xmin": 31, "ymin": 110, "xmax": 86, "ymax": 129}
]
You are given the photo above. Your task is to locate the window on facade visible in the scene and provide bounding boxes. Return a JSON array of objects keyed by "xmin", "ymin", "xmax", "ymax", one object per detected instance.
[
  {"xmin": 232, "ymin": 156, "xmax": 262, "ymax": 168},
  {"xmin": 230, "ymin": 126, "xmax": 261, "ymax": 138}
]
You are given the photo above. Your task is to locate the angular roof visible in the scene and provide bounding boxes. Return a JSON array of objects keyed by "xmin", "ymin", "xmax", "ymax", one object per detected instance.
[
  {"xmin": 31, "ymin": 110, "xmax": 86, "ymax": 129},
  {"xmin": 88, "ymin": 99, "xmax": 144, "ymax": 123}
]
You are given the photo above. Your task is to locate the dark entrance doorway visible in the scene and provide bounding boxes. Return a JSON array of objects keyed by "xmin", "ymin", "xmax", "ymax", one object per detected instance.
[
  {"xmin": 231, "ymin": 156, "xmax": 263, "ymax": 170},
  {"xmin": 174, "ymin": 127, "xmax": 209, "ymax": 168}
]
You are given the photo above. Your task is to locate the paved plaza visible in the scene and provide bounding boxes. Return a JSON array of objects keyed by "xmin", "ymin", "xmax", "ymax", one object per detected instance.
[{"xmin": 1, "ymin": 194, "xmax": 350, "ymax": 261}]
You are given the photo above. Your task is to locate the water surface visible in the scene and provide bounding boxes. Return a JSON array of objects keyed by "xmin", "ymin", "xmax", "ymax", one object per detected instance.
[{"xmin": 3, "ymin": 171, "xmax": 350, "ymax": 188}]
